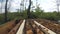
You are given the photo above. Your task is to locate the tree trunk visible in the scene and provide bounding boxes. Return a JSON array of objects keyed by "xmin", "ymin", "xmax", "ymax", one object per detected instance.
[
  {"xmin": 57, "ymin": 4, "xmax": 59, "ymax": 15},
  {"xmin": 27, "ymin": 0, "xmax": 32, "ymax": 18},
  {"xmin": 5, "ymin": 0, "xmax": 8, "ymax": 22}
]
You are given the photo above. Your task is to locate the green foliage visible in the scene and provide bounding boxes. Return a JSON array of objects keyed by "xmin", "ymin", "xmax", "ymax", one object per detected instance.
[
  {"xmin": 0, "ymin": 14, "xmax": 4, "ymax": 24},
  {"xmin": 0, "ymin": 7, "xmax": 60, "ymax": 25},
  {"xmin": 30, "ymin": 7, "xmax": 60, "ymax": 21}
]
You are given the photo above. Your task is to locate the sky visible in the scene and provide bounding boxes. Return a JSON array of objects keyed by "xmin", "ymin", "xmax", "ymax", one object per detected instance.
[{"xmin": 0, "ymin": 0, "xmax": 60, "ymax": 13}]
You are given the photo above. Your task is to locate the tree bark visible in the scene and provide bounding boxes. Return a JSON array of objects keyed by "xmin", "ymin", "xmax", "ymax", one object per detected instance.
[
  {"xmin": 5, "ymin": 0, "xmax": 8, "ymax": 22},
  {"xmin": 27, "ymin": 0, "xmax": 32, "ymax": 18}
]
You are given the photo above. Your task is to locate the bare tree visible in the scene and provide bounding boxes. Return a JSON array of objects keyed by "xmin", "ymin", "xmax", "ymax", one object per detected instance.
[
  {"xmin": 56, "ymin": 0, "xmax": 60, "ymax": 15},
  {"xmin": 8, "ymin": 0, "xmax": 12, "ymax": 12},
  {"xmin": 5, "ymin": 0, "xmax": 8, "ymax": 22},
  {"xmin": 36, "ymin": 0, "xmax": 37, "ymax": 7},
  {"xmin": 24, "ymin": 0, "xmax": 27, "ymax": 10},
  {"xmin": 20, "ymin": 0, "xmax": 24, "ymax": 12},
  {"xmin": 1, "ymin": 0, "xmax": 4, "ymax": 13},
  {"xmin": 27, "ymin": 0, "xmax": 32, "ymax": 18}
]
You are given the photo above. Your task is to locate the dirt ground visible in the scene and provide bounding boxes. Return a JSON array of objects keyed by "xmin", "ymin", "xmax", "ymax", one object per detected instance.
[
  {"xmin": 0, "ymin": 19, "xmax": 21, "ymax": 34},
  {"xmin": 35, "ymin": 19, "xmax": 60, "ymax": 34},
  {"xmin": 0, "ymin": 19, "xmax": 60, "ymax": 34}
]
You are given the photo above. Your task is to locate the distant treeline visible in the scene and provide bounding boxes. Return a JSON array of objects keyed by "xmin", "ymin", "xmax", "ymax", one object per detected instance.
[{"xmin": 0, "ymin": 7, "xmax": 60, "ymax": 24}]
